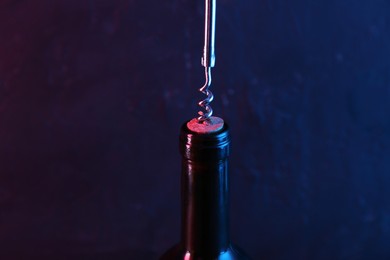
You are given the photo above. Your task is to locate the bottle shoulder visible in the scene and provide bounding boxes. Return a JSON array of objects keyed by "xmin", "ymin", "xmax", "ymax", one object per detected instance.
[{"xmin": 160, "ymin": 243, "xmax": 251, "ymax": 260}]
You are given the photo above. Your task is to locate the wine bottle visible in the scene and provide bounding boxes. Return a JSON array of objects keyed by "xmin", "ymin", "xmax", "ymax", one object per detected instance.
[{"xmin": 160, "ymin": 119, "xmax": 250, "ymax": 259}]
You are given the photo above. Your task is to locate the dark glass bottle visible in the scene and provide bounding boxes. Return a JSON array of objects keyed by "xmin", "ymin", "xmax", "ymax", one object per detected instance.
[{"xmin": 160, "ymin": 121, "xmax": 250, "ymax": 259}]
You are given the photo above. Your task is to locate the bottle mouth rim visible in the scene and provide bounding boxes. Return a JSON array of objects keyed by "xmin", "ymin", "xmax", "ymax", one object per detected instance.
[{"xmin": 179, "ymin": 120, "xmax": 230, "ymax": 161}]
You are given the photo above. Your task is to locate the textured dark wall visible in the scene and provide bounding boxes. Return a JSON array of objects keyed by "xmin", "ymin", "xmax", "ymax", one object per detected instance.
[{"xmin": 0, "ymin": 0, "xmax": 390, "ymax": 259}]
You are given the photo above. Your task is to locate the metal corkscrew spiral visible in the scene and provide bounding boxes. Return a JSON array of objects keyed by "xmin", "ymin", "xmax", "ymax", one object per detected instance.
[
  {"xmin": 197, "ymin": 0, "xmax": 216, "ymax": 123},
  {"xmin": 198, "ymin": 67, "xmax": 214, "ymax": 121}
]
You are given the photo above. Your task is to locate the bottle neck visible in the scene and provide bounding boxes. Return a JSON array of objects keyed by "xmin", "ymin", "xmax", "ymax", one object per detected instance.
[
  {"xmin": 179, "ymin": 122, "xmax": 230, "ymax": 258},
  {"xmin": 181, "ymin": 158, "xmax": 229, "ymax": 256}
]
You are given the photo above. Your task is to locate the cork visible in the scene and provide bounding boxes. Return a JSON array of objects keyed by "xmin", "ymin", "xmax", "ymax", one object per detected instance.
[{"xmin": 187, "ymin": 116, "xmax": 224, "ymax": 134}]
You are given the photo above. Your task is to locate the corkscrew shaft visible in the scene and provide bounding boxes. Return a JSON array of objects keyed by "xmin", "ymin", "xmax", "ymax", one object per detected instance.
[
  {"xmin": 198, "ymin": 0, "xmax": 217, "ymax": 122},
  {"xmin": 201, "ymin": 0, "xmax": 216, "ymax": 68}
]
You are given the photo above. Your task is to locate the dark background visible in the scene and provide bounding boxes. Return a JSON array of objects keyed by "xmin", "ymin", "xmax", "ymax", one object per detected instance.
[{"xmin": 0, "ymin": 0, "xmax": 389, "ymax": 259}]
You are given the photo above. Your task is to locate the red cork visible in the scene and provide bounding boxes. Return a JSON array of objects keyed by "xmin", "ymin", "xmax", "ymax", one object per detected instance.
[{"xmin": 186, "ymin": 116, "xmax": 224, "ymax": 134}]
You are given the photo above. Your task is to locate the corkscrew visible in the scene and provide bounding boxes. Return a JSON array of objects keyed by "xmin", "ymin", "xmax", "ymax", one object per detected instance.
[{"xmin": 197, "ymin": 0, "xmax": 216, "ymax": 123}]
